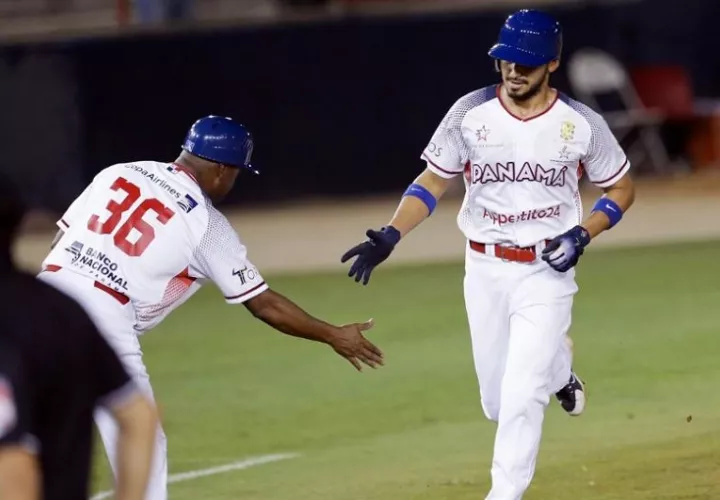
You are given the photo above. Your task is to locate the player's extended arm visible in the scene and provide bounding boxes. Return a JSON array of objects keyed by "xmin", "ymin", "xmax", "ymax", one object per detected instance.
[
  {"xmin": 341, "ymin": 168, "xmax": 453, "ymax": 285},
  {"xmin": 581, "ymin": 173, "xmax": 635, "ymax": 239},
  {"xmin": 0, "ymin": 448, "xmax": 40, "ymax": 500},
  {"xmin": 386, "ymin": 168, "xmax": 454, "ymax": 237},
  {"xmin": 111, "ymin": 393, "xmax": 158, "ymax": 500},
  {"xmin": 542, "ymin": 174, "xmax": 636, "ymax": 272},
  {"xmin": 245, "ymin": 289, "xmax": 383, "ymax": 371}
]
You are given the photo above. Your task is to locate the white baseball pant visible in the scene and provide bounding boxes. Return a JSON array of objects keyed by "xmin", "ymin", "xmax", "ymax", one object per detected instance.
[
  {"xmin": 38, "ymin": 267, "xmax": 167, "ymax": 500},
  {"xmin": 463, "ymin": 242, "xmax": 577, "ymax": 500}
]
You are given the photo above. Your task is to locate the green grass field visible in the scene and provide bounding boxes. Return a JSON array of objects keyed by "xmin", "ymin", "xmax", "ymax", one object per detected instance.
[{"xmin": 93, "ymin": 240, "xmax": 720, "ymax": 499}]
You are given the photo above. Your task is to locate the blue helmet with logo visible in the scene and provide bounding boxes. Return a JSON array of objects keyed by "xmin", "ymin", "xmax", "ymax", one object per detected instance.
[
  {"xmin": 488, "ymin": 9, "xmax": 563, "ymax": 67},
  {"xmin": 182, "ymin": 115, "xmax": 256, "ymax": 173}
]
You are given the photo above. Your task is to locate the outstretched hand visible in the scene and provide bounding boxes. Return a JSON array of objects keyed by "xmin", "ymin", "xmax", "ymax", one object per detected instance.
[
  {"xmin": 341, "ymin": 226, "xmax": 401, "ymax": 285},
  {"xmin": 329, "ymin": 319, "xmax": 384, "ymax": 371}
]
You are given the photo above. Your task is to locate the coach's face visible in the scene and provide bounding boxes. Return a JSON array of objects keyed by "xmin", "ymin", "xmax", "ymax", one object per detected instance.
[
  {"xmin": 207, "ymin": 165, "xmax": 240, "ymax": 202},
  {"xmin": 500, "ymin": 59, "xmax": 559, "ymax": 101}
]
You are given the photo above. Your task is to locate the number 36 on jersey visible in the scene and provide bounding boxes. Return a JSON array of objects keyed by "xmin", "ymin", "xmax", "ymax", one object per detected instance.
[{"xmin": 87, "ymin": 176, "xmax": 176, "ymax": 257}]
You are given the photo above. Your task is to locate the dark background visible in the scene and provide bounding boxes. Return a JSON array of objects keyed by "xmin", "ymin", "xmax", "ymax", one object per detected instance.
[{"xmin": 1, "ymin": 0, "xmax": 718, "ymax": 212}]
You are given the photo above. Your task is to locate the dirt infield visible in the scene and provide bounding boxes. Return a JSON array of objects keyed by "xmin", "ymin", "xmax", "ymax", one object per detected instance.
[{"xmin": 13, "ymin": 171, "xmax": 720, "ymax": 274}]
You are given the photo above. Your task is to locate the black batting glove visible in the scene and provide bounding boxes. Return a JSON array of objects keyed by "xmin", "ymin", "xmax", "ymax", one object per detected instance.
[
  {"xmin": 541, "ymin": 225, "xmax": 591, "ymax": 272},
  {"xmin": 341, "ymin": 226, "xmax": 401, "ymax": 285}
]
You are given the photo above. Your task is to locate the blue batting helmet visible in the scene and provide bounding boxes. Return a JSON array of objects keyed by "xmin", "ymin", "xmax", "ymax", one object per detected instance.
[
  {"xmin": 488, "ymin": 9, "xmax": 563, "ymax": 67},
  {"xmin": 182, "ymin": 115, "xmax": 256, "ymax": 173}
]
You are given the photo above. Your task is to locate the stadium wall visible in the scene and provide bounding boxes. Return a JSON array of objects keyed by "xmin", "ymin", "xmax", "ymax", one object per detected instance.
[{"xmin": 0, "ymin": 0, "xmax": 719, "ymax": 214}]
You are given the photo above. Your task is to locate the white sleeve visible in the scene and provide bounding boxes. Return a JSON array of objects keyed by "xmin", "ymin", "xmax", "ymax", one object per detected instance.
[
  {"xmin": 193, "ymin": 208, "xmax": 268, "ymax": 304},
  {"xmin": 582, "ymin": 112, "xmax": 631, "ymax": 188},
  {"xmin": 57, "ymin": 183, "xmax": 94, "ymax": 231},
  {"xmin": 419, "ymin": 89, "xmax": 494, "ymax": 179},
  {"xmin": 420, "ymin": 101, "xmax": 468, "ymax": 179}
]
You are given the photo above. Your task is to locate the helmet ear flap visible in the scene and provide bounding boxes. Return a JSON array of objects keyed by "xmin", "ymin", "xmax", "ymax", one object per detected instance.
[
  {"xmin": 556, "ymin": 33, "xmax": 564, "ymax": 62},
  {"xmin": 559, "ymin": 31, "xmax": 563, "ymax": 50}
]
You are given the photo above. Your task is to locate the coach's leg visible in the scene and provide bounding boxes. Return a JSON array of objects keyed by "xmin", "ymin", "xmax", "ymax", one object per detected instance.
[
  {"xmin": 131, "ymin": 361, "xmax": 168, "ymax": 500},
  {"xmin": 94, "ymin": 406, "xmax": 119, "ymax": 472},
  {"xmin": 463, "ymin": 246, "xmax": 511, "ymax": 422},
  {"xmin": 96, "ymin": 352, "xmax": 168, "ymax": 500},
  {"xmin": 485, "ymin": 268, "xmax": 577, "ymax": 500}
]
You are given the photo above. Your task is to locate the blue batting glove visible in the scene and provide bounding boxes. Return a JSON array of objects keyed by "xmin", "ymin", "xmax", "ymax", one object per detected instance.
[
  {"xmin": 541, "ymin": 226, "xmax": 591, "ymax": 272},
  {"xmin": 341, "ymin": 226, "xmax": 401, "ymax": 285}
]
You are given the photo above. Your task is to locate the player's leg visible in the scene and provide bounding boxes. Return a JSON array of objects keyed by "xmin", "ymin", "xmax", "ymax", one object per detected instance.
[
  {"xmin": 95, "ymin": 351, "xmax": 168, "ymax": 500},
  {"xmin": 549, "ymin": 332, "xmax": 573, "ymax": 394},
  {"xmin": 485, "ymin": 267, "xmax": 577, "ymax": 500},
  {"xmin": 127, "ymin": 355, "xmax": 168, "ymax": 500},
  {"xmin": 463, "ymin": 246, "xmax": 512, "ymax": 422},
  {"xmin": 553, "ymin": 335, "xmax": 586, "ymax": 416}
]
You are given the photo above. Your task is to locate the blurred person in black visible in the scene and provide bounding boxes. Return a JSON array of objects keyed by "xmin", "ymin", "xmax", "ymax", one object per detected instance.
[{"xmin": 0, "ymin": 177, "xmax": 158, "ymax": 500}]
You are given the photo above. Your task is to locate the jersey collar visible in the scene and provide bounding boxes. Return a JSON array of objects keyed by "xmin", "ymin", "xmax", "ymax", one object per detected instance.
[
  {"xmin": 171, "ymin": 163, "xmax": 199, "ymax": 185},
  {"xmin": 496, "ymin": 84, "xmax": 559, "ymax": 122}
]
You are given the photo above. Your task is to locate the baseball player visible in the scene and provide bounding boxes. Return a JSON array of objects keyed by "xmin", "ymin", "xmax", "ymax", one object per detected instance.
[
  {"xmin": 341, "ymin": 9, "xmax": 635, "ymax": 499},
  {"xmin": 37, "ymin": 115, "xmax": 384, "ymax": 500}
]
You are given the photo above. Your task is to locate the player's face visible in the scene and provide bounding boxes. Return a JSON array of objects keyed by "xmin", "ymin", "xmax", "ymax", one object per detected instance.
[
  {"xmin": 208, "ymin": 166, "xmax": 240, "ymax": 202},
  {"xmin": 500, "ymin": 60, "xmax": 557, "ymax": 101}
]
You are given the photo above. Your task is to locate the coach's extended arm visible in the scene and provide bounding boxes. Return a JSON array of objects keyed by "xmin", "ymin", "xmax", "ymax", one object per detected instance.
[{"xmin": 245, "ymin": 289, "xmax": 383, "ymax": 371}]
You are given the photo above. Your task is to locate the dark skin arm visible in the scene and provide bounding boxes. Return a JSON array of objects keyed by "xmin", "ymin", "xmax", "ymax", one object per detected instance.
[
  {"xmin": 245, "ymin": 289, "xmax": 383, "ymax": 371},
  {"xmin": 582, "ymin": 173, "xmax": 636, "ymax": 239},
  {"xmin": 53, "ymin": 229, "xmax": 383, "ymax": 370}
]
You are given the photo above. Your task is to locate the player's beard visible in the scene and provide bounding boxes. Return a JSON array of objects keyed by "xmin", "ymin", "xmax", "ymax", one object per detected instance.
[{"xmin": 504, "ymin": 66, "xmax": 549, "ymax": 102}]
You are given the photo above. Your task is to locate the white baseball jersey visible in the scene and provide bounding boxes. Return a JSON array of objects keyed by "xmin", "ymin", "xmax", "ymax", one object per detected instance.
[
  {"xmin": 421, "ymin": 85, "xmax": 630, "ymax": 247},
  {"xmin": 42, "ymin": 161, "xmax": 268, "ymax": 333}
]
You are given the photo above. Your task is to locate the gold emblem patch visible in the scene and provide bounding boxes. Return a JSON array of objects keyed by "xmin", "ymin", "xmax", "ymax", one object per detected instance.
[{"xmin": 560, "ymin": 121, "xmax": 575, "ymax": 141}]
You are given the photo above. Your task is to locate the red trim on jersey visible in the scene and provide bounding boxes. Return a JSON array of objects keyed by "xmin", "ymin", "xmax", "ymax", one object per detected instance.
[
  {"xmin": 225, "ymin": 282, "xmax": 266, "ymax": 301},
  {"xmin": 593, "ymin": 158, "xmax": 629, "ymax": 185},
  {"xmin": 496, "ymin": 84, "xmax": 559, "ymax": 122},
  {"xmin": 421, "ymin": 154, "xmax": 462, "ymax": 176},
  {"xmin": 43, "ymin": 265, "xmax": 130, "ymax": 305},
  {"xmin": 157, "ymin": 267, "xmax": 196, "ymax": 306},
  {"xmin": 94, "ymin": 282, "xmax": 130, "ymax": 305},
  {"xmin": 134, "ymin": 267, "xmax": 197, "ymax": 325},
  {"xmin": 175, "ymin": 267, "xmax": 196, "ymax": 287},
  {"xmin": 171, "ymin": 163, "xmax": 199, "ymax": 184}
]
